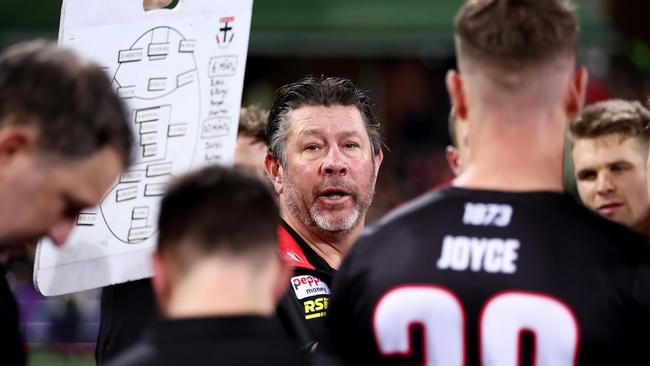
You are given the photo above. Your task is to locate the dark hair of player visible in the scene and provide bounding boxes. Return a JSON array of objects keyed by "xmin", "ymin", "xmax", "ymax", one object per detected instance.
[
  {"xmin": 569, "ymin": 99, "xmax": 650, "ymax": 140},
  {"xmin": 455, "ymin": 0, "xmax": 578, "ymax": 72},
  {"xmin": 0, "ymin": 40, "xmax": 133, "ymax": 166},
  {"xmin": 157, "ymin": 166, "xmax": 280, "ymax": 271},
  {"xmin": 239, "ymin": 105, "xmax": 269, "ymax": 143}
]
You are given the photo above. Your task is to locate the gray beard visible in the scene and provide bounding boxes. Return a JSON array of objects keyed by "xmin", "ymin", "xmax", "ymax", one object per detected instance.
[
  {"xmin": 308, "ymin": 202, "xmax": 361, "ymax": 233},
  {"xmin": 282, "ymin": 174, "xmax": 376, "ymax": 235}
]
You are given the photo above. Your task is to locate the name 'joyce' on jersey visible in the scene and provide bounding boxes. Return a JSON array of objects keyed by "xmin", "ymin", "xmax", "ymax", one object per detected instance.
[{"xmin": 436, "ymin": 235, "xmax": 520, "ymax": 274}]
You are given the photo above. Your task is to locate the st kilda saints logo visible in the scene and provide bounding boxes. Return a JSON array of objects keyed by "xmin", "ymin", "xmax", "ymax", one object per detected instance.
[{"xmin": 216, "ymin": 16, "xmax": 235, "ymax": 48}]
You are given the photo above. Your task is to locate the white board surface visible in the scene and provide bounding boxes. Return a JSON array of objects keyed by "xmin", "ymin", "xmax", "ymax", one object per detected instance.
[{"xmin": 34, "ymin": 0, "xmax": 253, "ymax": 296}]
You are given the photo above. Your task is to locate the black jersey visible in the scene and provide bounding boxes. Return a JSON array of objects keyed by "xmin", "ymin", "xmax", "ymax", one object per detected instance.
[
  {"xmin": 277, "ymin": 222, "xmax": 335, "ymax": 351},
  {"xmin": 105, "ymin": 316, "xmax": 308, "ymax": 366},
  {"xmin": 96, "ymin": 278, "xmax": 158, "ymax": 365},
  {"xmin": 0, "ymin": 267, "xmax": 25, "ymax": 366},
  {"xmin": 97, "ymin": 222, "xmax": 333, "ymax": 361},
  {"xmin": 328, "ymin": 187, "xmax": 650, "ymax": 366}
]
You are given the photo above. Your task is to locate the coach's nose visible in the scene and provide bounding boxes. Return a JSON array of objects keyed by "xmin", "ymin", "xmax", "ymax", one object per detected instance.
[{"xmin": 321, "ymin": 146, "xmax": 348, "ymax": 176}]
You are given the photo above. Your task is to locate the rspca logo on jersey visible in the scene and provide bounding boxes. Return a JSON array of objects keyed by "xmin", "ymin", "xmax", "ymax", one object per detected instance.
[
  {"xmin": 303, "ymin": 297, "xmax": 328, "ymax": 320},
  {"xmin": 291, "ymin": 275, "xmax": 331, "ymax": 300}
]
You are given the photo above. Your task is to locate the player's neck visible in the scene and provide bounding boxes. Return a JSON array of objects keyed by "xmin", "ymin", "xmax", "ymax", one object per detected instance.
[
  {"xmin": 282, "ymin": 212, "xmax": 363, "ymax": 270},
  {"xmin": 455, "ymin": 113, "xmax": 565, "ymax": 192},
  {"xmin": 163, "ymin": 259, "xmax": 275, "ymax": 319}
]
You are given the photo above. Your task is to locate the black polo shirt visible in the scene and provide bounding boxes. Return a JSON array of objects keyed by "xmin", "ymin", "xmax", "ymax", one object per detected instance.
[
  {"xmin": 0, "ymin": 266, "xmax": 25, "ymax": 366},
  {"xmin": 106, "ymin": 316, "xmax": 308, "ymax": 366},
  {"xmin": 277, "ymin": 221, "xmax": 336, "ymax": 351}
]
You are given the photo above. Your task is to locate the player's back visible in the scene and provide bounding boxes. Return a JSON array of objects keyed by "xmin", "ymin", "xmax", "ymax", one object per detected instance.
[
  {"xmin": 106, "ymin": 316, "xmax": 308, "ymax": 366},
  {"xmin": 328, "ymin": 187, "xmax": 650, "ymax": 366}
]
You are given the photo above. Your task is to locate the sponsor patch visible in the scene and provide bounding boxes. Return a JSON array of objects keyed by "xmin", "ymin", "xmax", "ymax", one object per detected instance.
[
  {"xmin": 302, "ymin": 297, "xmax": 328, "ymax": 320},
  {"xmin": 291, "ymin": 275, "xmax": 331, "ymax": 300}
]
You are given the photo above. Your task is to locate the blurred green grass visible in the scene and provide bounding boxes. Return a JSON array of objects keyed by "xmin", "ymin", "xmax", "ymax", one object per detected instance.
[{"xmin": 29, "ymin": 347, "xmax": 94, "ymax": 366}]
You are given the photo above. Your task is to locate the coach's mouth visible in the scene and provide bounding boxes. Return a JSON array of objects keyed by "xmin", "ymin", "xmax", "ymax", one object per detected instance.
[{"xmin": 317, "ymin": 187, "xmax": 352, "ymax": 205}]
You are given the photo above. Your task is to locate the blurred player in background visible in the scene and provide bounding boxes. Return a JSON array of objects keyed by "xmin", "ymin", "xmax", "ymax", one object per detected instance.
[
  {"xmin": 236, "ymin": 105, "xmax": 269, "ymax": 177},
  {"xmin": 570, "ymin": 99, "xmax": 650, "ymax": 236},
  {"xmin": 0, "ymin": 40, "xmax": 132, "ymax": 366},
  {"xmin": 107, "ymin": 166, "xmax": 306, "ymax": 366}
]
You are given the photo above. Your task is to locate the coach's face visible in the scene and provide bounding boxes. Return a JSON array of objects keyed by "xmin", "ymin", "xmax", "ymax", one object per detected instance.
[
  {"xmin": 0, "ymin": 134, "xmax": 123, "ymax": 248},
  {"xmin": 573, "ymin": 133, "xmax": 650, "ymax": 230},
  {"xmin": 269, "ymin": 105, "xmax": 382, "ymax": 234}
]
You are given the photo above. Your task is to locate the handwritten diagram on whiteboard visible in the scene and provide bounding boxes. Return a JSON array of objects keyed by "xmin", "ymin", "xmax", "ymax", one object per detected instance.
[
  {"xmin": 34, "ymin": 0, "xmax": 253, "ymax": 296},
  {"xmin": 106, "ymin": 26, "xmax": 200, "ymax": 245}
]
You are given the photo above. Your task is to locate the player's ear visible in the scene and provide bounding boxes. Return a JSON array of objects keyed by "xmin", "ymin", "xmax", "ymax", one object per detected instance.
[
  {"xmin": 446, "ymin": 70, "xmax": 468, "ymax": 120},
  {"xmin": 151, "ymin": 250, "xmax": 171, "ymax": 316},
  {"xmin": 565, "ymin": 66, "xmax": 588, "ymax": 119},
  {"xmin": 0, "ymin": 126, "xmax": 38, "ymax": 168},
  {"xmin": 264, "ymin": 153, "xmax": 284, "ymax": 195},
  {"xmin": 446, "ymin": 145, "xmax": 461, "ymax": 176}
]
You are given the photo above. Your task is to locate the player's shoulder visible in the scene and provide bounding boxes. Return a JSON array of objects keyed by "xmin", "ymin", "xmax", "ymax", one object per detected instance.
[
  {"xmin": 365, "ymin": 188, "xmax": 453, "ymax": 233},
  {"xmin": 361, "ymin": 186, "xmax": 525, "ymax": 239},
  {"xmin": 104, "ymin": 341, "xmax": 158, "ymax": 366},
  {"xmin": 577, "ymin": 203, "xmax": 650, "ymax": 252},
  {"xmin": 552, "ymin": 192, "xmax": 644, "ymax": 238},
  {"xmin": 530, "ymin": 191, "xmax": 650, "ymax": 259},
  {"xmin": 358, "ymin": 187, "xmax": 649, "ymax": 254},
  {"xmin": 353, "ymin": 188, "xmax": 460, "ymax": 257}
]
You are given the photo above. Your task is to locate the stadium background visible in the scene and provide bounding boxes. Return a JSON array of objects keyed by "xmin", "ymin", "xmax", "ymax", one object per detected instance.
[{"xmin": 1, "ymin": 0, "xmax": 649, "ymax": 364}]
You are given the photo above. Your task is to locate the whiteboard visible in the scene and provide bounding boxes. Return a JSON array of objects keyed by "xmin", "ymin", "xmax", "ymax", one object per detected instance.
[{"xmin": 34, "ymin": 0, "xmax": 253, "ymax": 296}]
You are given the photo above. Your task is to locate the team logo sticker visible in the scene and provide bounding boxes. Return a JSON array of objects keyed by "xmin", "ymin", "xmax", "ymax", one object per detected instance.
[
  {"xmin": 291, "ymin": 275, "xmax": 331, "ymax": 300},
  {"xmin": 216, "ymin": 16, "xmax": 235, "ymax": 48},
  {"xmin": 285, "ymin": 250, "xmax": 304, "ymax": 263},
  {"xmin": 302, "ymin": 297, "xmax": 328, "ymax": 320}
]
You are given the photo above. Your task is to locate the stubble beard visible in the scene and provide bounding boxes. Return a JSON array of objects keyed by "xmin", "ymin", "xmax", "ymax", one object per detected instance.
[{"xmin": 282, "ymin": 172, "xmax": 376, "ymax": 234}]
